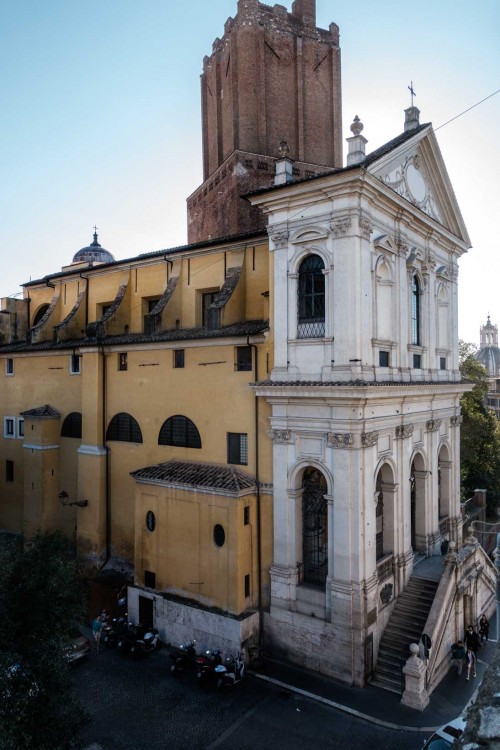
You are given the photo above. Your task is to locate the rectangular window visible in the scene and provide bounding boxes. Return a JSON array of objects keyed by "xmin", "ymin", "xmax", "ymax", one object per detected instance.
[
  {"xmin": 244, "ymin": 574, "xmax": 250, "ymax": 598},
  {"xmin": 244, "ymin": 506, "xmax": 250, "ymax": 525},
  {"xmin": 6, "ymin": 460, "xmax": 14, "ymax": 482},
  {"xmin": 379, "ymin": 351, "xmax": 389, "ymax": 367},
  {"xmin": 17, "ymin": 418, "xmax": 24, "ymax": 439},
  {"xmin": 413, "ymin": 354, "xmax": 422, "ymax": 369},
  {"xmin": 440, "ymin": 357, "xmax": 446, "ymax": 371},
  {"xmin": 70, "ymin": 354, "xmax": 81, "ymax": 374},
  {"xmin": 236, "ymin": 346, "xmax": 252, "ymax": 372},
  {"xmin": 227, "ymin": 432, "xmax": 248, "ymax": 465},
  {"xmin": 144, "ymin": 570, "xmax": 156, "ymax": 589},
  {"xmin": 4, "ymin": 417, "xmax": 15, "ymax": 439},
  {"xmin": 202, "ymin": 292, "xmax": 220, "ymax": 330},
  {"xmin": 174, "ymin": 349, "xmax": 185, "ymax": 369},
  {"xmin": 118, "ymin": 353, "xmax": 128, "ymax": 371},
  {"xmin": 144, "ymin": 299, "xmax": 160, "ymax": 335},
  {"xmin": 5, "ymin": 358, "xmax": 14, "ymax": 375}
]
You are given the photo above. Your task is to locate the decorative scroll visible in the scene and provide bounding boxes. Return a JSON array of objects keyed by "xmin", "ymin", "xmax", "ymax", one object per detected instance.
[
  {"xmin": 361, "ymin": 432, "xmax": 379, "ymax": 447},
  {"xmin": 269, "ymin": 230, "xmax": 289, "ymax": 249},
  {"xmin": 395, "ymin": 425, "xmax": 414, "ymax": 439},
  {"xmin": 330, "ymin": 217, "xmax": 352, "ymax": 237},
  {"xmin": 268, "ymin": 429, "xmax": 291, "ymax": 444},
  {"xmin": 327, "ymin": 433, "xmax": 353, "ymax": 448},
  {"xmin": 425, "ymin": 419, "xmax": 441, "ymax": 432}
]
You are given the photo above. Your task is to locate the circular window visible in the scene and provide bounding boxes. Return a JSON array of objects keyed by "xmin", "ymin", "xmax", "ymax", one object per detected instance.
[
  {"xmin": 146, "ymin": 511, "xmax": 156, "ymax": 532},
  {"xmin": 213, "ymin": 524, "xmax": 225, "ymax": 547}
]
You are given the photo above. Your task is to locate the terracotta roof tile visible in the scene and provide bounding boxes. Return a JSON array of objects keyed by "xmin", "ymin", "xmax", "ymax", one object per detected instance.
[{"xmin": 131, "ymin": 460, "xmax": 256, "ymax": 494}]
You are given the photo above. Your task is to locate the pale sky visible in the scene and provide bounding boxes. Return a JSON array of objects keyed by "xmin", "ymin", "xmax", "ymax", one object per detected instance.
[{"xmin": 1, "ymin": 0, "xmax": 498, "ymax": 346}]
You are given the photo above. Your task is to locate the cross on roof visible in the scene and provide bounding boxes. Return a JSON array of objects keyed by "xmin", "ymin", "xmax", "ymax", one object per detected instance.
[{"xmin": 408, "ymin": 81, "xmax": 416, "ymax": 107}]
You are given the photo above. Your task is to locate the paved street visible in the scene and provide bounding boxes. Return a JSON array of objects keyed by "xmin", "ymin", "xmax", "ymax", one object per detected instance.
[{"xmin": 72, "ymin": 632, "xmax": 424, "ymax": 750}]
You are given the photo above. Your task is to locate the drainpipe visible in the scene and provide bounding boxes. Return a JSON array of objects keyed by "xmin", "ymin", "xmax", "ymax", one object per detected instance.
[
  {"xmin": 80, "ymin": 274, "xmax": 89, "ymax": 330},
  {"xmin": 101, "ymin": 342, "xmax": 110, "ymax": 564},
  {"xmin": 248, "ymin": 336, "xmax": 263, "ymax": 652}
]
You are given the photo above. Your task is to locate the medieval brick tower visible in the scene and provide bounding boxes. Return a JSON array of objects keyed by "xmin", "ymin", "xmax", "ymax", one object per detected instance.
[{"xmin": 187, "ymin": 0, "xmax": 342, "ymax": 243}]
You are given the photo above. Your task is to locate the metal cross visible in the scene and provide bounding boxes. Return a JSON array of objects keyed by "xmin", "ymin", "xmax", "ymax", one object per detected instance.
[
  {"xmin": 408, "ymin": 81, "xmax": 416, "ymax": 107},
  {"xmin": 93, "ymin": 225, "xmax": 98, "ymax": 234}
]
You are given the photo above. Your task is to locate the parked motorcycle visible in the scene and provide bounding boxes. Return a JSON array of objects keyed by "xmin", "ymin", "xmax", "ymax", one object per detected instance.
[
  {"xmin": 130, "ymin": 627, "xmax": 160, "ymax": 656},
  {"xmin": 196, "ymin": 649, "xmax": 223, "ymax": 685},
  {"xmin": 215, "ymin": 653, "xmax": 246, "ymax": 689},
  {"xmin": 169, "ymin": 640, "xmax": 198, "ymax": 675},
  {"xmin": 118, "ymin": 623, "xmax": 144, "ymax": 655},
  {"xmin": 102, "ymin": 615, "xmax": 128, "ymax": 648}
]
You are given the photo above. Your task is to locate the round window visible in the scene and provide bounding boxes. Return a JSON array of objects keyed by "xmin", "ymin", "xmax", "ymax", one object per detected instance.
[
  {"xmin": 213, "ymin": 524, "xmax": 225, "ymax": 547},
  {"xmin": 146, "ymin": 511, "xmax": 156, "ymax": 532}
]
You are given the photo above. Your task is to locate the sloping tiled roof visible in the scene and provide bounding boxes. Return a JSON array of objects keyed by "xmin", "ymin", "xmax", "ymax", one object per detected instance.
[
  {"xmin": 254, "ymin": 379, "xmax": 464, "ymax": 388},
  {"xmin": 20, "ymin": 404, "xmax": 61, "ymax": 418},
  {"xmin": 0, "ymin": 320, "xmax": 269, "ymax": 354},
  {"xmin": 131, "ymin": 460, "xmax": 256, "ymax": 494}
]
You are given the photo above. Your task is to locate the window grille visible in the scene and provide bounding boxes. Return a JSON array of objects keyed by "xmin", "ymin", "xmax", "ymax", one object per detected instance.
[
  {"xmin": 159, "ymin": 415, "xmax": 201, "ymax": 448},
  {"xmin": 61, "ymin": 412, "xmax": 82, "ymax": 439},
  {"xmin": 236, "ymin": 346, "xmax": 252, "ymax": 371},
  {"xmin": 174, "ymin": 349, "xmax": 185, "ymax": 369},
  {"xmin": 411, "ymin": 275, "xmax": 421, "ymax": 345},
  {"xmin": 297, "ymin": 255, "xmax": 325, "ymax": 338},
  {"xmin": 302, "ymin": 468, "xmax": 328, "ymax": 586},
  {"xmin": 106, "ymin": 413, "xmax": 143, "ymax": 443},
  {"xmin": 227, "ymin": 432, "xmax": 248, "ymax": 465},
  {"xmin": 376, "ymin": 474, "xmax": 384, "ymax": 561}
]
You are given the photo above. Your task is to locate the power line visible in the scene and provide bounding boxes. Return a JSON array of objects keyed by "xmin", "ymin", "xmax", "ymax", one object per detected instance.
[{"xmin": 435, "ymin": 89, "xmax": 500, "ymax": 131}]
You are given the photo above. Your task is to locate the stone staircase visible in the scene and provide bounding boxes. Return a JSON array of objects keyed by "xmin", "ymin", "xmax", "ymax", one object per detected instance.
[{"xmin": 370, "ymin": 575, "xmax": 439, "ymax": 694}]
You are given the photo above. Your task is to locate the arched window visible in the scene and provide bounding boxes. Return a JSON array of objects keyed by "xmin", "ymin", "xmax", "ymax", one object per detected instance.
[
  {"xmin": 411, "ymin": 275, "xmax": 421, "ymax": 345},
  {"xmin": 106, "ymin": 413, "xmax": 143, "ymax": 443},
  {"xmin": 375, "ymin": 473, "xmax": 384, "ymax": 561},
  {"xmin": 32, "ymin": 304, "xmax": 50, "ymax": 326},
  {"xmin": 297, "ymin": 254, "xmax": 325, "ymax": 338},
  {"xmin": 302, "ymin": 468, "xmax": 328, "ymax": 586},
  {"xmin": 158, "ymin": 415, "xmax": 201, "ymax": 448},
  {"xmin": 61, "ymin": 412, "xmax": 82, "ymax": 439}
]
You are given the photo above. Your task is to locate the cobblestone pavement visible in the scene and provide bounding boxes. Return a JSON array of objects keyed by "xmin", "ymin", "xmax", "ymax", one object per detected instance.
[{"xmin": 72, "ymin": 632, "xmax": 424, "ymax": 750}]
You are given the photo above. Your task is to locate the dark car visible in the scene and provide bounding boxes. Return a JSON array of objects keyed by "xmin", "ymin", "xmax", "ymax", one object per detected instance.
[{"xmin": 62, "ymin": 626, "xmax": 90, "ymax": 665}]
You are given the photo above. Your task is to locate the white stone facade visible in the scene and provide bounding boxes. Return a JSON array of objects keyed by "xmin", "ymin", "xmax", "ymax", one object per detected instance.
[{"xmin": 250, "ymin": 121, "xmax": 473, "ymax": 686}]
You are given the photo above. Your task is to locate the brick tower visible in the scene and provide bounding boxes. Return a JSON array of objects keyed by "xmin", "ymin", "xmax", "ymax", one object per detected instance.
[{"xmin": 187, "ymin": 0, "xmax": 342, "ymax": 243}]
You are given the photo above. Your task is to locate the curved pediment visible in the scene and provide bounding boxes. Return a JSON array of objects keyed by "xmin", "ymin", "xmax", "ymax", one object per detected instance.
[{"xmin": 290, "ymin": 225, "xmax": 329, "ymax": 245}]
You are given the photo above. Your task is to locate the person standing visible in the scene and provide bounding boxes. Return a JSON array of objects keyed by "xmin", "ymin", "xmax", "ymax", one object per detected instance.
[
  {"xmin": 465, "ymin": 625, "xmax": 480, "ymax": 655},
  {"xmin": 92, "ymin": 614, "xmax": 104, "ymax": 654},
  {"xmin": 465, "ymin": 647, "xmax": 476, "ymax": 681},
  {"xmin": 479, "ymin": 614, "xmax": 489, "ymax": 644},
  {"xmin": 450, "ymin": 641, "xmax": 466, "ymax": 675}
]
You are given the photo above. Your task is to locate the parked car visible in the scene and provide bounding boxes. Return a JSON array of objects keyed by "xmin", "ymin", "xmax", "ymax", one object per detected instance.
[
  {"xmin": 422, "ymin": 716, "xmax": 466, "ymax": 749},
  {"xmin": 62, "ymin": 626, "xmax": 90, "ymax": 665}
]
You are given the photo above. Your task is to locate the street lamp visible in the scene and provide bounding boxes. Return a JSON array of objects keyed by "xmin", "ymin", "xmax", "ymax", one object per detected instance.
[{"xmin": 58, "ymin": 491, "xmax": 88, "ymax": 508}]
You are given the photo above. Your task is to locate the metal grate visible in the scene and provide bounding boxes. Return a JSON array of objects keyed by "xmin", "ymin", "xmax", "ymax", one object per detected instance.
[
  {"xmin": 61, "ymin": 412, "xmax": 82, "ymax": 439},
  {"xmin": 106, "ymin": 412, "xmax": 143, "ymax": 443},
  {"xmin": 297, "ymin": 255, "xmax": 325, "ymax": 339},
  {"xmin": 302, "ymin": 468, "xmax": 328, "ymax": 586},
  {"xmin": 159, "ymin": 415, "xmax": 201, "ymax": 448}
]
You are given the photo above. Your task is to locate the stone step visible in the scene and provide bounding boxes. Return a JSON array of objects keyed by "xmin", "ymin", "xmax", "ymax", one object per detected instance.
[{"xmin": 369, "ymin": 674, "xmax": 404, "ymax": 694}]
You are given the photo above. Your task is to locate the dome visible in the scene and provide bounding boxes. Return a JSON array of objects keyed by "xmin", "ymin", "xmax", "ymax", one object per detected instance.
[
  {"xmin": 72, "ymin": 230, "xmax": 114, "ymax": 264},
  {"xmin": 476, "ymin": 346, "xmax": 500, "ymax": 378}
]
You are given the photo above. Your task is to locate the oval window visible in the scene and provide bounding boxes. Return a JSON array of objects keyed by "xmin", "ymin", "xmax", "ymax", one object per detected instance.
[
  {"xmin": 213, "ymin": 524, "xmax": 225, "ymax": 547},
  {"xmin": 146, "ymin": 511, "xmax": 156, "ymax": 532}
]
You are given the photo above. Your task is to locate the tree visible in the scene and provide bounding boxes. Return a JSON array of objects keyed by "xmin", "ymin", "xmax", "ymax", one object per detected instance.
[
  {"xmin": 0, "ymin": 531, "xmax": 88, "ymax": 750},
  {"xmin": 459, "ymin": 340, "xmax": 500, "ymax": 515}
]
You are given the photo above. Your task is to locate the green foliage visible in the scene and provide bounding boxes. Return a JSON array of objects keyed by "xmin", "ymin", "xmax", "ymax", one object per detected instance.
[
  {"xmin": 0, "ymin": 531, "xmax": 88, "ymax": 750},
  {"xmin": 459, "ymin": 341, "xmax": 500, "ymax": 514}
]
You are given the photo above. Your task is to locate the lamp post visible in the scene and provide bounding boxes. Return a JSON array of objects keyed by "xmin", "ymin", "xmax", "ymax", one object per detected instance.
[{"xmin": 58, "ymin": 491, "xmax": 88, "ymax": 508}]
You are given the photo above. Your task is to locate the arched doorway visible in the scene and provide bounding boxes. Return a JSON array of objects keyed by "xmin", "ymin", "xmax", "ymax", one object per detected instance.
[{"xmin": 375, "ymin": 462, "xmax": 396, "ymax": 561}]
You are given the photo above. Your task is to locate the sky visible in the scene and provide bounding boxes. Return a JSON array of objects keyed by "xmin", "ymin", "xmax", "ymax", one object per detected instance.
[{"xmin": 1, "ymin": 0, "xmax": 499, "ymax": 346}]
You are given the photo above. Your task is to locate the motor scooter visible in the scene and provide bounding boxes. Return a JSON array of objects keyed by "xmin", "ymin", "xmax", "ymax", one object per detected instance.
[
  {"xmin": 196, "ymin": 649, "xmax": 223, "ymax": 685},
  {"xmin": 215, "ymin": 652, "xmax": 246, "ymax": 689},
  {"xmin": 169, "ymin": 640, "xmax": 197, "ymax": 674},
  {"xmin": 102, "ymin": 615, "xmax": 128, "ymax": 648},
  {"xmin": 130, "ymin": 627, "xmax": 160, "ymax": 656}
]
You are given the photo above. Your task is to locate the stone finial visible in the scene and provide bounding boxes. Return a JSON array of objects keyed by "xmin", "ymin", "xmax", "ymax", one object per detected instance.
[
  {"xmin": 275, "ymin": 141, "xmax": 293, "ymax": 185},
  {"xmin": 278, "ymin": 141, "xmax": 290, "ymax": 158},
  {"xmin": 346, "ymin": 115, "xmax": 367, "ymax": 166}
]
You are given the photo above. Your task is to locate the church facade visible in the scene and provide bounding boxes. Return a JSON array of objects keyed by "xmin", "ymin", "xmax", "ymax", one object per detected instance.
[{"xmin": 0, "ymin": 0, "xmax": 496, "ymax": 693}]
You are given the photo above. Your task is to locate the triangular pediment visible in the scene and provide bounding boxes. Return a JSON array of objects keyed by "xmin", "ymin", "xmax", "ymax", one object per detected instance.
[{"xmin": 367, "ymin": 126, "xmax": 470, "ymax": 245}]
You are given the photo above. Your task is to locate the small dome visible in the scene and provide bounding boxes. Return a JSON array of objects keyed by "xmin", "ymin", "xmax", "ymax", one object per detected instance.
[
  {"xmin": 476, "ymin": 346, "xmax": 500, "ymax": 378},
  {"xmin": 72, "ymin": 230, "xmax": 114, "ymax": 264}
]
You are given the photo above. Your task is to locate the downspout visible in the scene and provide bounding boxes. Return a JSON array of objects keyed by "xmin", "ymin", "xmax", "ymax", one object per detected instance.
[
  {"xmin": 248, "ymin": 336, "xmax": 263, "ymax": 653},
  {"xmin": 101, "ymin": 342, "xmax": 110, "ymax": 563},
  {"xmin": 80, "ymin": 274, "xmax": 89, "ymax": 330}
]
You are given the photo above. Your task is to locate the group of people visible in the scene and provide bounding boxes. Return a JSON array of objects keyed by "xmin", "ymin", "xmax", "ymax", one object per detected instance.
[{"xmin": 450, "ymin": 615, "xmax": 489, "ymax": 681}]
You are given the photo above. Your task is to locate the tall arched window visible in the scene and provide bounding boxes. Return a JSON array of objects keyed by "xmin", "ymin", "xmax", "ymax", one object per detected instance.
[
  {"xmin": 158, "ymin": 415, "xmax": 201, "ymax": 448},
  {"xmin": 411, "ymin": 275, "xmax": 421, "ymax": 345},
  {"xmin": 302, "ymin": 468, "xmax": 328, "ymax": 586},
  {"xmin": 297, "ymin": 254, "xmax": 325, "ymax": 338},
  {"xmin": 106, "ymin": 413, "xmax": 143, "ymax": 443},
  {"xmin": 61, "ymin": 412, "xmax": 82, "ymax": 439}
]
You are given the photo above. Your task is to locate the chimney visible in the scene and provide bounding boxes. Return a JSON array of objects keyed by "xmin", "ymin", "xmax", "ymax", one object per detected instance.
[
  {"xmin": 346, "ymin": 116, "xmax": 367, "ymax": 166},
  {"xmin": 404, "ymin": 106, "xmax": 420, "ymax": 132},
  {"xmin": 292, "ymin": 0, "xmax": 316, "ymax": 25},
  {"xmin": 275, "ymin": 141, "xmax": 294, "ymax": 185}
]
